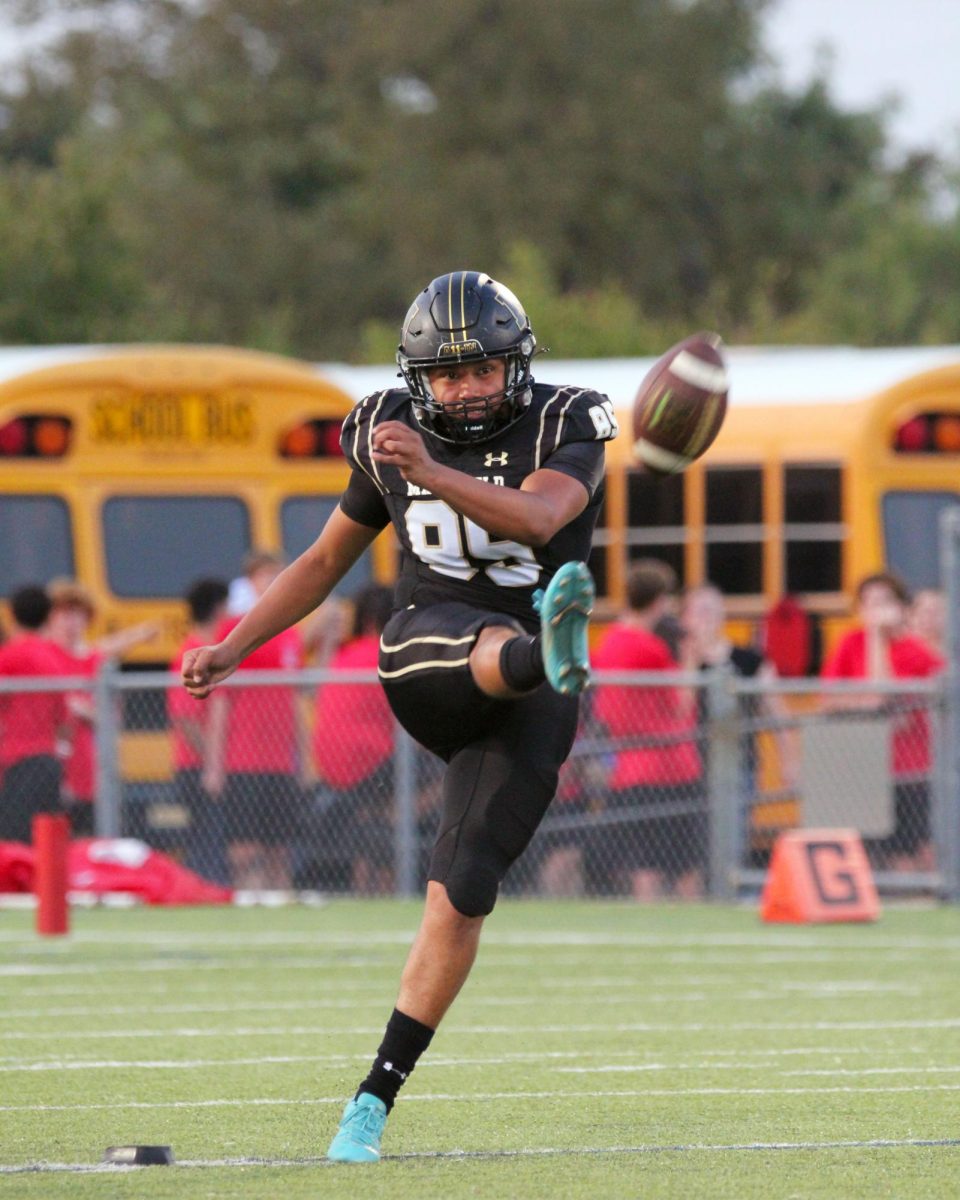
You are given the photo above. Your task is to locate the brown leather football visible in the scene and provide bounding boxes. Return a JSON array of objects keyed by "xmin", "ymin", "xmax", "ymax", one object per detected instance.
[{"xmin": 632, "ymin": 332, "xmax": 728, "ymax": 474}]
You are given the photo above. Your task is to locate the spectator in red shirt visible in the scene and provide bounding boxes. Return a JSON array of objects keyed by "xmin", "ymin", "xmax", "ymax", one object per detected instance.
[
  {"xmin": 45, "ymin": 579, "xmax": 158, "ymax": 837},
  {"xmin": 591, "ymin": 561, "xmax": 702, "ymax": 900},
  {"xmin": 168, "ymin": 578, "xmax": 230, "ymax": 883},
  {"xmin": 310, "ymin": 584, "xmax": 395, "ymax": 893},
  {"xmin": 204, "ymin": 553, "xmax": 305, "ymax": 891},
  {"xmin": 822, "ymin": 571, "xmax": 943, "ymax": 872},
  {"xmin": 0, "ymin": 586, "xmax": 70, "ymax": 842}
]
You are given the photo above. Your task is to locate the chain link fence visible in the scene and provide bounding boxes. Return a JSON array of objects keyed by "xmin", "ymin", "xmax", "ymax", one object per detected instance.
[{"xmin": 1, "ymin": 662, "xmax": 957, "ymax": 900}]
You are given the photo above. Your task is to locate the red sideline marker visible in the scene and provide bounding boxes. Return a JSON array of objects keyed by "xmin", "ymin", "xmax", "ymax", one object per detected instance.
[{"xmin": 33, "ymin": 813, "xmax": 70, "ymax": 936}]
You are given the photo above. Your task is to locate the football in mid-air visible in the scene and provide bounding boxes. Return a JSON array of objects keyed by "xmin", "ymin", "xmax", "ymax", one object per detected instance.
[{"xmin": 632, "ymin": 332, "xmax": 728, "ymax": 474}]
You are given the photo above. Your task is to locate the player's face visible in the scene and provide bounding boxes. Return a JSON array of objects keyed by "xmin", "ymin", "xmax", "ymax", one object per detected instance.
[{"xmin": 425, "ymin": 358, "xmax": 507, "ymax": 417}]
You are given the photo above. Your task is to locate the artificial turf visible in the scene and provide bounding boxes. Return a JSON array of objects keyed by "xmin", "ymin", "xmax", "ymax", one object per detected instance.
[{"xmin": 1, "ymin": 899, "xmax": 958, "ymax": 1198}]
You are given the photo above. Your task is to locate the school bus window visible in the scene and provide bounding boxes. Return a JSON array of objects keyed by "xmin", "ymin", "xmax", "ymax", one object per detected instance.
[
  {"xmin": 705, "ymin": 467, "xmax": 763, "ymax": 595},
  {"xmin": 280, "ymin": 495, "xmax": 373, "ymax": 597},
  {"xmin": 0, "ymin": 495, "xmax": 74, "ymax": 594},
  {"xmin": 706, "ymin": 467, "xmax": 762, "ymax": 525},
  {"xmin": 625, "ymin": 469, "xmax": 687, "ymax": 584},
  {"xmin": 103, "ymin": 495, "xmax": 250, "ymax": 599},
  {"xmin": 786, "ymin": 540, "xmax": 841, "ymax": 593},
  {"xmin": 627, "ymin": 469, "xmax": 683, "ymax": 527},
  {"xmin": 883, "ymin": 491, "xmax": 960, "ymax": 590},
  {"xmin": 707, "ymin": 541, "xmax": 762, "ymax": 595},
  {"xmin": 783, "ymin": 465, "xmax": 844, "ymax": 593},
  {"xmin": 784, "ymin": 466, "xmax": 841, "ymax": 524}
]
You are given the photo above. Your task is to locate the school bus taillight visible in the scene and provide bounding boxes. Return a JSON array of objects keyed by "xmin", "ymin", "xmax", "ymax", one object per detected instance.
[
  {"xmin": 279, "ymin": 419, "xmax": 344, "ymax": 458},
  {"xmin": 0, "ymin": 415, "xmax": 72, "ymax": 457},
  {"xmin": 934, "ymin": 415, "xmax": 960, "ymax": 452},
  {"xmin": 893, "ymin": 412, "xmax": 960, "ymax": 454}
]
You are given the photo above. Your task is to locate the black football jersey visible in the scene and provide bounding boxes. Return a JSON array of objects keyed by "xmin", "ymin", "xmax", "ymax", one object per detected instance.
[{"xmin": 338, "ymin": 382, "xmax": 619, "ymax": 630}]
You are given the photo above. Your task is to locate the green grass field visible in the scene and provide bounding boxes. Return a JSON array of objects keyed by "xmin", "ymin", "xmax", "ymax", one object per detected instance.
[{"xmin": 2, "ymin": 899, "xmax": 959, "ymax": 1199}]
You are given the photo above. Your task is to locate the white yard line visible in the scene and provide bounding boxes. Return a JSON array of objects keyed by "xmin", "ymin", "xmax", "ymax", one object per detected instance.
[
  {"xmin": 8, "ymin": 1135, "xmax": 960, "ymax": 1175},
  {"xmin": 1, "ymin": 1017, "xmax": 958, "ymax": 1062},
  {"xmin": 0, "ymin": 1044, "xmax": 906, "ymax": 1074},
  {"xmin": 2, "ymin": 950, "xmax": 949, "ymax": 977},
  {"xmin": 3, "ymin": 1085, "xmax": 960, "ymax": 1117},
  {"xmin": 785, "ymin": 1066, "xmax": 960, "ymax": 1077},
  {"xmin": 0, "ymin": 981, "xmax": 922, "ymax": 1021},
  {"xmin": 0, "ymin": 1045, "xmax": 913, "ymax": 1074},
  {"xmin": 559, "ymin": 1063, "xmax": 959, "ymax": 1075}
]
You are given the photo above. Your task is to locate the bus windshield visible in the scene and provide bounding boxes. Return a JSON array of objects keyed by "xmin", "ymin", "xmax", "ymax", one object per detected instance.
[
  {"xmin": 883, "ymin": 491, "xmax": 960, "ymax": 590},
  {"xmin": 103, "ymin": 495, "xmax": 251, "ymax": 598},
  {"xmin": 0, "ymin": 494, "xmax": 74, "ymax": 593}
]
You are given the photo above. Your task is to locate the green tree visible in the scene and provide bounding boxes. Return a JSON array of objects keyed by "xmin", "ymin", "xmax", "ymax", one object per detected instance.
[
  {"xmin": 0, "ymin": 141, "xmax": 144, "ymax": 341},
  {"xmin": 3, "ymin": 0, "xmax": 956, "ymax": 354}
]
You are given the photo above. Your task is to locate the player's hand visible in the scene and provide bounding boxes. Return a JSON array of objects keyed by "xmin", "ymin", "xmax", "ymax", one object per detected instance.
[
  {"xmin": 181, "ymin": 643, "xmax": 240, "ymax": 699},
  {"xmin": 371, "ymin": 420, "xmax": 437, "ymax": 486}
]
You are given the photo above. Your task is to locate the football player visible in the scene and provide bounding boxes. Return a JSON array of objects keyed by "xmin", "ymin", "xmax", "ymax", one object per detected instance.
[{"xmin": 181, "ymin": 270, "xmax": 619, "ymax": 1161}]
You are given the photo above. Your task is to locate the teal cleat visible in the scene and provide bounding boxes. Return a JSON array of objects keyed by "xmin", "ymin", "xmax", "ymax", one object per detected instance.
[
  {"xmin": 534, "ymin": 561, "xmax": 595, "ymax": 696},
  {"xmin": 327, "ymin": 1092, "xmax": 388, "ymax": 1163}
]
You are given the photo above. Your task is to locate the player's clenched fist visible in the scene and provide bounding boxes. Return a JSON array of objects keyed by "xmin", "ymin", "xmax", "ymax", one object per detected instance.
[
  {"xmin": 181, "ymin": 643, "xmax": 239, "ymax": 699},
  {"xmin": 371, "ymin": 420, "xmax": 436, "ymax": 484}
]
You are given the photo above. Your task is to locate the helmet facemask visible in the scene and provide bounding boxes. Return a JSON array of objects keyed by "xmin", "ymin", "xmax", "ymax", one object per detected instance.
[
  {"xmin": 402, "ymin": 343, "xmax": 535, "ymax": 445},
  {"xmin": 396, "ymin": 271, "xmax": 537, "ymax": 445}
]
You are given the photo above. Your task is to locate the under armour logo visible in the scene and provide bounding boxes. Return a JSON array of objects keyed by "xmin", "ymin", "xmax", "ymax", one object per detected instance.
[
  {"xmin": 484, "ymin": 451, "xmax": 508, "ymax": 467},
  {"xmin": 382, "ymin": 1060, "xmax": 408, "ymax": 1081}
]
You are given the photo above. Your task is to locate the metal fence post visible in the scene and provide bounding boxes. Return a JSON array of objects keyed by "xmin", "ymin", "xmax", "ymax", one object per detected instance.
[
  {"xmin": 939, "ymin": 507, "xmax": 960, "ymax": 901},
  {"xmin": 705, "ymin": 664, "xmax": 740, "ymax": 901},
  {"xmin": 393, "ymin": 726, "xmax": 418, "ymax": 897},
  {"xmin": 93, "ymin": 660, "xmax": 122, "ymax": 838}
]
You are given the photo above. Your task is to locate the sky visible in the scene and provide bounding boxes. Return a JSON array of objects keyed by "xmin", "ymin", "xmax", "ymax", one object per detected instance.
[
  {"xmin": 760, "ymin": 0, "xmax": 960, "ymax": 158},
  {"xmin": 0, "ymin": 1, "xmax": 958, "ymax": 158}
]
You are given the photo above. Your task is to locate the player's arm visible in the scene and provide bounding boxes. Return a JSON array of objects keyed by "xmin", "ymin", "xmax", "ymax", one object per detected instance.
[
  {"xmin": 371, "ymin": 420, "xmax": 588, "ymax": 546},
  {"xmin": 182, "ymin": 507, "xmax": 380, "ymax": 698}
]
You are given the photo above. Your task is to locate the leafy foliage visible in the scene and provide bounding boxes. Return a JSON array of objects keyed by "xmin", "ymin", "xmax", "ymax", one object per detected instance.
[{"xmin": 1, "ymin": 0, "xmax": 958, "ymax": 354}]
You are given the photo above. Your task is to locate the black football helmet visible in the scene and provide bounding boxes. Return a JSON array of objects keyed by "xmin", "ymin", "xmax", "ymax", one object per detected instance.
[{"xmin": 397, "ymin": 270, "xmax": 537, "ymax": 444}]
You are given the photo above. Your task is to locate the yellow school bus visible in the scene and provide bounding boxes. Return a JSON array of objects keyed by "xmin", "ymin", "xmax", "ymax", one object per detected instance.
[
  {"xmin": 5, "ymin": 342, "xmax": 959, "ymax": 800},
  {"xmin": 6, "ymin": 342, "xmax": 959, "ymax": 663},
  {"xmin": 0, "ymin": 344, "xmax": 390, "ymax": 663},
  {"xmin": 0, "ymin": 345, "xmax": 391, "ymax": 794}
]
